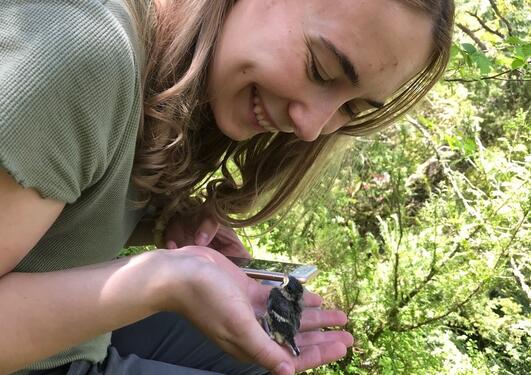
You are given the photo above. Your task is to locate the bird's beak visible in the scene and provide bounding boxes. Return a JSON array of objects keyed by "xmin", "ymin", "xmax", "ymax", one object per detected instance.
[{"xmin": 281, "ymin": 275, "xmax": 289, "ymax": 288}]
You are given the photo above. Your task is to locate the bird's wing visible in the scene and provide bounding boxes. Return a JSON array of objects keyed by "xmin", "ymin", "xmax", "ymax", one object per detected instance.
[
  {"xmin": 268, "ymin": 289, "xmax": 298, "ymax": 331},
  {"xmin": 268, "ymin": 288, "xmax": 291, "ymax": 315}
]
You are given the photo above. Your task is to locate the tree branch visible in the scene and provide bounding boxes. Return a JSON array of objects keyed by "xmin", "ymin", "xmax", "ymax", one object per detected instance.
[
  {"xmin": 488, "ymin": 0, "xmax": 513, "ymax": 36},
  {"xmin": 510, "ymin": 256, "xmax": 531, "ymax": 300},
  {"xmin": 396, "ymin": 209, "xmax": 528, "ymax": 332},
  {"xmin": 496, "ymin": 209, "xmax": 529, "ymax": 265},
  {"xmin": 366, "ymin": 123, "xmax": 529, "ymax": 342},
  {"xmin": 392, "ymin": 175, "xmax": 404, "ymax": 303},
  {"xmin": 396, "ymin": 283, "xmax": 483, "ymax": 331},
  {"xmin": 457, "ymin": 23, "xmax": 488, "ymax": 52},
  {"xmin": 491, "ymin": 78, "xmax": 531, "ymax": 82},
  {"xmin": 369, "ymin": 222, "xmax": 477, "ymax": 342},
  {"xmin": 467, "ymin": 11, "xmax": 505, "ymax": 38},
  {"xmin": 444, "ymin": 69, "xmax": 519, "ymax": 83}
]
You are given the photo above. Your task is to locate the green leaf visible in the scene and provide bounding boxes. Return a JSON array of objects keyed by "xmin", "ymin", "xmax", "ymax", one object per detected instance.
[
  {"xmin": 450, "ymin": 44, "xmax": 460, "ymax": 59},
  {"xmin": 462, "ymin": 43, "xmax": 477, "ymax": 54},
  {"xmin": 512, "ymin": 144, "xmax": 528, "ymax": 153},
  {"xmin": 497, "ymin": 55, "xmax": 514, "ymax": 69},
  {"xmin": 476, "ymin": 53, "xmax": 492, "ymax": 75},
  {"xmin": 506, "ymin": 36, "xmax": 522, "ymax": 45},
  {"xmin": 463, "ymin": 52, "xmax": 473, "ymax": 67},
  {"xmin": 445, "ymin": 135, "xmax": 458, "ymax": 149},
  {"xmin": 463, "ymin": 138, "xmax": 477, "ymax": 156},
  {"xmin": 514, "ymin": 43, "xmax": 531, "ymax": 59},
  {"xmin": 511, "ymin": 58, "xmax": 525, "ymax": 69},
  {"xmin": 521, "ymin": 43, "xmax": 531, "ymax": 58}
]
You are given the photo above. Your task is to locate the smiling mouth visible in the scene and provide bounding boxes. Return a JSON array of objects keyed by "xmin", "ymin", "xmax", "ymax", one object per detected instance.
[{"xmin": 252, "ymin": 86, "xmax": 278, "ymax": 133}]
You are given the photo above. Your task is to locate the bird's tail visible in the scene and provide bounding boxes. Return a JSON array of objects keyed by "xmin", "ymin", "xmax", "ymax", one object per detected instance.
[{"xmin": 286, "ymin": 336, "xmax": 300, "ymax": 357}]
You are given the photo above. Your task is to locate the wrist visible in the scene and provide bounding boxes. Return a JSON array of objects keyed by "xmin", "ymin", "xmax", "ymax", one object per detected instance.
[
  {"xmin": 148, "ymin": 246, "xmax": 232, "ymax": 315},
  {"xmin": 145, "ymin": 249, "xmax": 198, "ymax": 313},
  {"xmin": 123, "ymin": 250, "xmax": 178, "ymax": 314}
]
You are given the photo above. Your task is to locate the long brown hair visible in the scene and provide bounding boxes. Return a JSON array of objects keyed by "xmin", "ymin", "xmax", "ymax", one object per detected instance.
[{"xmin": 124, "ymin": 0, "xmax": 455, "ymax": 245}]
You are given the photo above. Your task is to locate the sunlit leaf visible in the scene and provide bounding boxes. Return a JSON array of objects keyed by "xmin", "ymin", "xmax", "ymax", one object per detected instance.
[
  {"xmin": 511, "ymin": 58, "xmax": 525, "ymax": 69},
  {"xmin": 462, "ymin": 43, "xmax": 477, "ymax": 54},
  {"xmin": 476, "ymin": 53, "xmax": 492, "ymax": 75}
]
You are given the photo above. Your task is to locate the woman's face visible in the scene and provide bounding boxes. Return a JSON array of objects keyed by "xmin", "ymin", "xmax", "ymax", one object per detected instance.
[{"xmin": 207, "ymin": 0, "xmax": 433, "ymax": 141}]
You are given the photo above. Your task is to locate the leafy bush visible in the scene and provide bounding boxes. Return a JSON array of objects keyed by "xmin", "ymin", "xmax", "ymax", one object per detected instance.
[{"xmin": 250, "ymin": 1, "xmax": 530, "ymax": 373}]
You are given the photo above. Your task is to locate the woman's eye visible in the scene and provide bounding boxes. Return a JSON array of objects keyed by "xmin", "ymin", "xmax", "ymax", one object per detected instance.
[
  {"xmin": 340, "ymin": 103, "xmax": 358, "ymax": 119},
  {"xmin": 309, "ymin": 55, "xmax": 327, "ymax": 83},
  {"xmin": 307, "ymin": 50, "xmax": 330, "ymax": 85}
]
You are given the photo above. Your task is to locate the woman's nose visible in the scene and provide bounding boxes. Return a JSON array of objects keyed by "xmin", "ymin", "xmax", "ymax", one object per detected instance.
[{"xmin": 287, "ymin": 97, "xmax": 341, "ymax": 142}]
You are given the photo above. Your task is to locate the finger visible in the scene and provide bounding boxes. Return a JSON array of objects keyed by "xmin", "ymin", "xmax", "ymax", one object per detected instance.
[
  {"xmin": 226, "ymin": 316, "xmax": 295, "ymax": 375},
  {"xmin": 195, "ymin": 216, "xmax": 219, "ymax": 246},
  {"xmin": 211, "ymin": 227, "xmax": 251, "ymax": 258},
  {"xmin": 166, "ymin": 240, "xmax": 178, "ymax": 249},
  {"xmin": 295, "ymin": 342, "xmax": 348, "ymax": 373},
  {"xmin": 300, "ymin": 309, "xmax": 348, "ymax": 331},
  {"xmin": 302, "ymin": 290, "xmax": 322, "ymax": 308},
  {"xmin": 218, "ymin": 246, "xmax": 251, "ymax": 258},
  {"xmin": 296, "ymin": 330, "xmax": 354, "ymax": 348}
]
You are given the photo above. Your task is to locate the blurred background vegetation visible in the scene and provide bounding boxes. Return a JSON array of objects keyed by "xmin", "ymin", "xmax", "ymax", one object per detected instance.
[
  {"xmin": 249, "ymin": 0, "xmax": 530, "ymax": 373},
  {"xmin": 125, "ymin": 0, "xmax": 529, "ymax": 373}
]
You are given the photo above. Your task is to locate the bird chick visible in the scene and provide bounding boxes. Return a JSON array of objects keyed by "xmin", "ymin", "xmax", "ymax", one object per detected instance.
[{"xmin": 262, "ymin": 275, "xmax": 304, "ymax": 356}]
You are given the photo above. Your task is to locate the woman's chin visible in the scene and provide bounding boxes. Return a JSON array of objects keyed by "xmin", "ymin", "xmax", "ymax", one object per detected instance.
[
  {"xmin": 215, "ymin": 120, "xmax": 257, "ymax": 141},
  {"xmin": 216, "ymin": 125, "xmax": 250, "ymax": 141}
]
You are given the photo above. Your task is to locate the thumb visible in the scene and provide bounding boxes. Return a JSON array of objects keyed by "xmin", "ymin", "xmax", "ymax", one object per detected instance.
[
  {"xmin": 246, "ymin": 284, "xmax": 295, "ymax": 375},
  {"xmin": 237, "ymin": 320, "xmax": 295, "ymax": 375},
  {"xmin": 194, "ymin": 215, "xmax": 219, "ymax": 246}
]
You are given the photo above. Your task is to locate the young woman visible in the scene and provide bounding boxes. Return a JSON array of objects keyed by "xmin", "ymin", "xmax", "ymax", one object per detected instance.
[{"xmin": 0, "ymin": 0, "xmax": 454, "ymax": 374}]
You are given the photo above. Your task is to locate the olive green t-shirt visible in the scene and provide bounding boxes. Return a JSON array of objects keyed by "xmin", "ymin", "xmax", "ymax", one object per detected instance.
[{"xmin": 0, "ymin": 0, "xmax": 145, "ymax": 372}]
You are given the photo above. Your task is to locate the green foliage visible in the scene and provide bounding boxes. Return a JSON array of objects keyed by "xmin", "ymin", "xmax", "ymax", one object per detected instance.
[
  {"xmin": 448, "ymin": 0, "xmax": 530, "ymax": 82},
  {"xmin": 119, "ymin": 245, "xmax": 155, "ymax": 257},
  {"xmin": 249, "ymin": 1, "xmax": 530, "ymax": 373},
  {"xmin": 122, "ymin": 2, "xmax": 529, "ymax": 373}
]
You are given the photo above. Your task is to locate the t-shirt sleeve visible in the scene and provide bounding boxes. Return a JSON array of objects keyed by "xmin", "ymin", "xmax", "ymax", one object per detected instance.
[{"xmin": 0, "ymin": 1, "xmax": 138, "ymax": 203}]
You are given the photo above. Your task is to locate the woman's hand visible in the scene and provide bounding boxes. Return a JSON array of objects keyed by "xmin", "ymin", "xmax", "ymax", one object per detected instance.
[
  {"xmin": 164, "ymin": 212, "xmax": 251, "ymax": 258},
  {"xmin": 155, "ymin": 246, "xmax": 353, "ymax": 375}
]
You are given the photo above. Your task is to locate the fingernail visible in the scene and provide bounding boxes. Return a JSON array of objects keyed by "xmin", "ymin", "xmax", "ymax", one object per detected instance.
[
  {"xmin": 195, "ymin": 232, "xmax": 209, "ymax": 246},
  {"xmin": 273, "ymin": 362, "xmax": 292, "ymax": 375}
]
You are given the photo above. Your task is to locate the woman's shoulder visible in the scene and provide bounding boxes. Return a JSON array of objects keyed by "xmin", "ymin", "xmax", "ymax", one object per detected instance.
[
  {"xmin": 0, "ymin": 0, "xmax": 138, "ymax": 86},
  {"xmin": 0, "ymin": 0, "xmax": 144, "ymax": 203},
  {"xmin": 0, "ymin": 0, "xmax": 141, "ymax": 124}
]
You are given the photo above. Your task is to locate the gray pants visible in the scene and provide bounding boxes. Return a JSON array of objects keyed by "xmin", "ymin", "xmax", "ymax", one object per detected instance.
[{"xmin": 34, "ymin": 313, "xmax": 267, "ymax": 375}]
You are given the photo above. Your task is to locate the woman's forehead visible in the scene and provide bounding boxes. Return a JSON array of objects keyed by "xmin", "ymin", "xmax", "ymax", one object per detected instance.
[
  {"xmin": 303, "ymin": 0, "xmax": 433, "ymax": 98},
  {"xmin": 303, "ymin": 0, "xmax": 431, "ymax": 42}
]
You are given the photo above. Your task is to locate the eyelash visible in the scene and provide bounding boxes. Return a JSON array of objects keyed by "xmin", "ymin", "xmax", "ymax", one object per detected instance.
[
  {"xmin": 307, "ymin": 47, "xmax": 329, "ymax": 85},
  {"xmin": 340, "ymin": 104, "xmax": 358, "ymax": 119},
  {"xmin": 306, "ymin": 48, "xmax": 358, "ymax": 119}
]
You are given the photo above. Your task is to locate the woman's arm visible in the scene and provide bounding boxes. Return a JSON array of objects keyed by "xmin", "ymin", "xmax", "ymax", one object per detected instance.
[
  {"xmin": 0, "ymin": 168, "xmax": 353, "ymax": 375},
  {"xmin": 0, "ymin": 169, "xmax": 277, "ymax": 374},
  {"xmin": 0, "ymin": 169, "xmax": 165, "ymax": 374},
  {"xmin": 0, "ymin": 253, "xmax": 165, "ymax": 374},
  {"xmin": 0, "ymin": 169, "xmax": 64, "ymax": 277}
]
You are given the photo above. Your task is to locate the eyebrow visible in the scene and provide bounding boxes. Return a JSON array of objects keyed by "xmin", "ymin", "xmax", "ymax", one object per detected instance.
[
  {"xmin": 319, "ymin": 36, "xmax": 385, "ymax": 109},
  {"xmin": 319, "ymin": 36, "xmax": 360, "ymax": 87}
]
